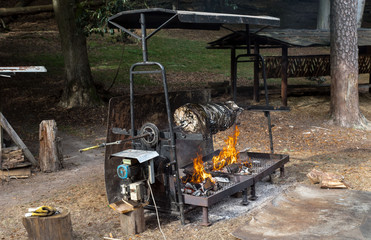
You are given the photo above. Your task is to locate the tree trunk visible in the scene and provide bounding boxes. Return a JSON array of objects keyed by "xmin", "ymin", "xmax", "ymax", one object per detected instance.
[
  {"xmin": 39, "ymin": 120, "xmax": 63, "ymax": 172},
  {"xmin": 119, "ymin": 206, "xmax": 146, "ymax": 235},
  {"xmin": 22, "ymin": 208, "xmax": 73, "ymax": 240},
  {"xmin": 330, "ymin": 0, "xmax": 366, "ymax": 128},
  {"xmin": 317, "ymin": 0, "xmax": 331, "ymax": 30},
  {"xmin": 52, "ymin": 0, "xmax": 100, "ymax": 108},
  {"xmin": 318, "ymin": 0, "xmax": 365, "ymax": 30}
]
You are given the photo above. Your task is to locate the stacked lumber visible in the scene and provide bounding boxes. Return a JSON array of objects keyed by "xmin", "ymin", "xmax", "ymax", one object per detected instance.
[
  {"xmin": 1, "ymin": 147, "xmax": 26, "ymax": 169},
  {"xmin": 0, "ymin": 167, "xmax": 31, "ymax": 180},
  {"xmin": 1, "ymin": 147, "xmax": 31, "ymax": 180}
]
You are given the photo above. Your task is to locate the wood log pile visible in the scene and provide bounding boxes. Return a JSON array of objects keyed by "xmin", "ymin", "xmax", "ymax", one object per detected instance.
[
  {"xmin": 307, "ymin": 168, "xmax": 349, "ymax": 189},
  {"xmin": 1, "ymin": 147, "xmax": 25, "ymax": 169},
  {"xmin": 0, "ymin": 147, "xmax": 31, "ymax": 180}
]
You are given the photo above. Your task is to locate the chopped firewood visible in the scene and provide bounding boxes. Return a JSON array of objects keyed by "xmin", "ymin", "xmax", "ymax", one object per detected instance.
[
  {"xmin": 1, "ymin": 147, "xmax": 25, "ymax": 169},
  {"xmin": 307, "ymin": 168, "xmax": 349, "ymax": 189},
  {"xmin": 203, "ymin": 177, "xmax": 213, "ymax": 190},
  {"xmin": 109, "ymin": 200, "xmax": 148, "ymax": 214},
  {"xmin": 321, "ymin": 173, "xmax": 349, "ymax": 189},
  {"xmin": 307, "ymin": 168, "xmax": 323, "ymax": 184}
]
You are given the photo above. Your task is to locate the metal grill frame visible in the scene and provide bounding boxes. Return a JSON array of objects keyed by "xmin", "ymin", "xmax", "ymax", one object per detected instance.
[{"xmin": 182, "ymin": 151, "xmax": 289, "ymax": 225}]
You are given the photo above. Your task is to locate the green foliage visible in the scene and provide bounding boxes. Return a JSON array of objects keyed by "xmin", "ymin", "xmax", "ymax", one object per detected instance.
[{"xmin": 75, "ymin": 0, "xmax": 143, "ymax": 36}]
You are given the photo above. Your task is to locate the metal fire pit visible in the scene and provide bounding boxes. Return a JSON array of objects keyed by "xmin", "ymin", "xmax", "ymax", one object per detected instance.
[{"xmin": 182, "ymin": 151, "xmax": 289, "ymax": 225}]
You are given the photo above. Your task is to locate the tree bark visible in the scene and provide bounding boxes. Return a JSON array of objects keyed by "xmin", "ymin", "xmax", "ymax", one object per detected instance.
[
  {"xmin": 330, "ymin": 0, "xmax": 366, "ymax": 128},
  {"xmin": 52, "ymin": 0, "xmax": 100, "ymax": 108},
  {"xmin": 119, "ymin": 206, "xmax": 146, "ymax": 235},
  {"xmin": 22, "ymin": 208, "xmax": 73, "ymax": 240},
  {"xmin": 318, "ymin": 0, "xmax": 365, "ymax": 30},
  {"xmin": 39, "ymin": 120, "xmax": 63, "ymax": 172}
]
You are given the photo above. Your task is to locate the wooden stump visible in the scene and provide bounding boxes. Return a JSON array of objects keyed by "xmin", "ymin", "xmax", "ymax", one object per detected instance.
[
  {"xmin": 39, "ymin": 120, "xmax": 63, "ymax": 172},
  {"xmin": 119, "ymin": 206, "xmax": 145, "ymax": 235},
  {"xmin": 22, "ymin": 208, "xmax": 73, "ymax": 240}
]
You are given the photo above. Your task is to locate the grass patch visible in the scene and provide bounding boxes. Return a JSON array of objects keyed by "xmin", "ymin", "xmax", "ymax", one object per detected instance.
[
  {"xmin": 17, "ymin": 32, "xmax": 327, "ymax": 89},
  {"xmin": 87, "ymin": 34, "xmax": 254, "ymax": 87}
]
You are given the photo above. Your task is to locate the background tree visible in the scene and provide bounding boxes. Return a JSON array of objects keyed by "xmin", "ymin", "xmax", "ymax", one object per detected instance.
[
  {"xmin": 52, "ymin": 0, "xmax": 99, "ymax": 108},
  {"xmin": 330, "ymin": 0, "xmax": 369, "ymax": 128}
]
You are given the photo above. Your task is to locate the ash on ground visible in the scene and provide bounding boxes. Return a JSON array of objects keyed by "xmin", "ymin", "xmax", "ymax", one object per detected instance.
[{"xmin": 146, "ymin": 175, "xmax": 293, "ymax": 226}]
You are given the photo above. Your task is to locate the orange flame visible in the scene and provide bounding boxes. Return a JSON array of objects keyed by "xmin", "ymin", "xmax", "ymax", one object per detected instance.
[
  {"xmin": 188, "ymin": 125, "xmax": 240, "ymax": 184},
  {"xmin": 189, "ymin": 152, "xmax": 215, "ymax": 184},
  {"xmin": 212, "ymin": 125, "xmax": 240, "ymax": 171}
]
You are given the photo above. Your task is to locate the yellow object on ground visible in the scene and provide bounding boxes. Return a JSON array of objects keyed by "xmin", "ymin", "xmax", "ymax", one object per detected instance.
[{"xmin": 25, "ymin": 206, "xmax": 57, "ymax": 217}]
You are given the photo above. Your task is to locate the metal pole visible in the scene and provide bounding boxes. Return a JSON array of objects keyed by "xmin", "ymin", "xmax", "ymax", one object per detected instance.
[
  {"xmin": 160, "ymin": 66, "xmax": 185, "ymax": 225},
  {"xmin": 140, "ymin": 13, "xmax": 148, "ymax": 62},
  {"xmin": 130, "ymin": 66, "xmax": 135, "ymax": 139},
  {"xmin": 253, "ymin": 43, "xmax": 260, "ymax": 102},
  {"xmin": 246, "ymin": 24, "xmax": 251, "ymax": 55},
  {"xmin": 259, "ymin": 54, "xmax": 274, "ymax": 153},
  {"xmin": 230, "ymin": 47, "xmax": 236, "ymax": 99}
]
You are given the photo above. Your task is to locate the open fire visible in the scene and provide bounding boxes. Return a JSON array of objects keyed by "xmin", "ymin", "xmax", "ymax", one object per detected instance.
[{"xmin": 182, "ymin": 126, "xmax": 253, "ymax": 197}]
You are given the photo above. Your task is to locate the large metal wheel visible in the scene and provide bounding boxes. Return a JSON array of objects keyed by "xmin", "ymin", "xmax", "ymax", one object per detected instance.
[{"xmin": 139, "ymin": 122, "xmax": 159, "ymax": 147}]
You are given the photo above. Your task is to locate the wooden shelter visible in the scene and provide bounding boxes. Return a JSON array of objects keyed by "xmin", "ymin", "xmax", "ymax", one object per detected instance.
[{"xmin": 208, "ymin": 28, "xmax": 371, "ymax": 106}]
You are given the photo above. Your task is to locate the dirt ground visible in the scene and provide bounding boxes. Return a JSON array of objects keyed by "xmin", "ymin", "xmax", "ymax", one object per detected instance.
[{"xmin": 0, "ymin": 10, "xmax": 371, "ymax": 240}]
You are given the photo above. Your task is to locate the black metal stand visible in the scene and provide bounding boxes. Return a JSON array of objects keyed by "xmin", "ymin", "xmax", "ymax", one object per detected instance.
[
  {"xmin": 232, "ymin": 53, "xmax": 274, "ymax": 153},
  {"xmin": 124, "ymin": 13, "xmax": 185, "ymax": 225}
]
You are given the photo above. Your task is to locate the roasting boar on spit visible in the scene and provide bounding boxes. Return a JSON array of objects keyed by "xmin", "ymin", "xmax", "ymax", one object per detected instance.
[{"xmin": 173, "ymin": 101, "xmax": 243, "ymax": 135}]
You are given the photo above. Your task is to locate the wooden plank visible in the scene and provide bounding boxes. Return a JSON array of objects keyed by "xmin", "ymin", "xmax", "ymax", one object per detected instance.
[
  {"xmin": 0, "ymin": 112, "xmax": 38, "ymax": 166},
  {"xmin": 0, "ymin": 167, "xmax": 31, "ymax": 180}
]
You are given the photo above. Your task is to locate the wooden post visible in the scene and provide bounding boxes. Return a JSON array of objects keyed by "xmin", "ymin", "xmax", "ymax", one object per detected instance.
[
  {"xmin": 0, "ymin": 112, "xmax": 38, "ymax": 166},
  {"xmin": 119, "ymin": 206, "xmax": 145, "ymax": 235},
  {"xmin": 281, "ymin": 46, "xmax": 288, "ymax": 106},
  {"xmin": 39, "ymin": 120, "xmax": 63, "ymax": 172},
  {"xmin": 22, "ymin": 208, "xmax": 73, "ymax": 240},
  {"xmin": 0, "ymin": 124, "xmax": 3, "ymax": 169},
  {"xmin": 253, "ymin": 43, "xmax": 260, "ymax": 102}
]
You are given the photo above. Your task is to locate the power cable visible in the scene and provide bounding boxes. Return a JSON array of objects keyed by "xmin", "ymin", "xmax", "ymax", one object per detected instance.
[
  {"xmin": 106, "ymin": 42, "xmax": 125, "ymax": 92},
  {"xmin": 147, "ymin": 179, "xmax": 167, "ymax": 240}
]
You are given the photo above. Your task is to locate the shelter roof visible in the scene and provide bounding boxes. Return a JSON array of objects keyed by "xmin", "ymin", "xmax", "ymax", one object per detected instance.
[
  {"xmin": 208, "ymin": 28, "xmax": 371, "ymax": 48},
  {"xmin": 108, "ymin": 8, "xmax": 280, "ymax": 30}
]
